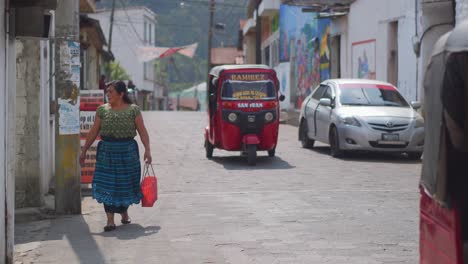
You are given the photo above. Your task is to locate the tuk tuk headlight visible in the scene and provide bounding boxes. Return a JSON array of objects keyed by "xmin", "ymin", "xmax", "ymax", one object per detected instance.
[
  {"xmin": 265, "ymin": 112, "xmax": 274, "ymax": 122},
  {"xmin": 228, "ymin": 113, "xmax": 238, "ymax": 122}
]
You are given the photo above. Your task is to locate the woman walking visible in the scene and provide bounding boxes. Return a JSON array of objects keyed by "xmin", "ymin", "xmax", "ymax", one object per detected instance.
[{"xmin": 80, "ymin": 80, "xmax": 152, "ymax": 232}]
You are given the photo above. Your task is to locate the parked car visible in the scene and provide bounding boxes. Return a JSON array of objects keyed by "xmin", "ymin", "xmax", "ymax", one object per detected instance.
[{"xmin": 298, "ymin": 79, "xmax": 424, "ymax": 159}]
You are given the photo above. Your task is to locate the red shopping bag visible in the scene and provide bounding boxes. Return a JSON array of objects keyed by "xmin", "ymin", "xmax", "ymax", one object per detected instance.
[{"xmin": 141, "ymin": 164, "xmax": 158, "ymax": 207}]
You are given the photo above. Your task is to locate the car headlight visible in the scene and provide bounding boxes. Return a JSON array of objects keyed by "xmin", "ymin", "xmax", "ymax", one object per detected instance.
[
  {"xmin": 228, "ymin": 113, "xmax": 238, "ymax": 122},
  {"xmin": 415, "ymin": 117, "xmax": 424, "ymax": 128},
  {"xmin": 341, "ymin": 116, "xmax": 361, "ymax": 127},
  {"xmin": 265, "ymin": 112, "xmax": 274, "ymax": 122}
]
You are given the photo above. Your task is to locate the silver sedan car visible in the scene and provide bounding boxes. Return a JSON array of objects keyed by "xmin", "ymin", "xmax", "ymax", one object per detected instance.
[{"xmin": 298, "ymin": 79, "xmax": 424, "ymax": 159}]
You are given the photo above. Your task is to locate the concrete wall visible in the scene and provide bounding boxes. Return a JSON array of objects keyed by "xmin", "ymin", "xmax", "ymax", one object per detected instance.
[
  {"xmin": 347, "ymin": 0, "xmax": 418, "ymax": 101},
  {"xmin": 1, "ymin": 1, "xmax": 17, "ymax": 262},
  {"xmin": 15, "ymin": 40, "xmax": 42, "ymax": 208},
  {"xmin": 14, "ymin": 37, "xmax": 53, "ymax": 211}
]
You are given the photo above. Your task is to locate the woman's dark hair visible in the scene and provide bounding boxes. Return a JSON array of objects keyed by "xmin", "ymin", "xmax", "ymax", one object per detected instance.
[{"xmin": 108, "ymin": 80, "xmax": 132, "ymax": 104}]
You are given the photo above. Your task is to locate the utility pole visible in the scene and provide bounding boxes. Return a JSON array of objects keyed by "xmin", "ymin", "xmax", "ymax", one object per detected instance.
[
  {"xmin": 255, "ymin": 3, "xmax": 261, "ymax": 64},
  {"xmin": 206, "ymin": 0, "xmax": 215, "ymax": 90},
  {"xmin": 54, "ymin": 0, "xmax": 81, "ymax": 214},
  {"xmin": 107, "ymin": 0, "xmax": 116, "ymax": 80}
]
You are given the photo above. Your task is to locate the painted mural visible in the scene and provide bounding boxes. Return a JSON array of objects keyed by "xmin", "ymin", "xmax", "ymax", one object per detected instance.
[
  {"xmin": 279, "ymin": 5, "xmax": 331, "ymax": 109},
  {"xmin": 352, "ymin": 39, "xmax": 376, "ymax": 80}
]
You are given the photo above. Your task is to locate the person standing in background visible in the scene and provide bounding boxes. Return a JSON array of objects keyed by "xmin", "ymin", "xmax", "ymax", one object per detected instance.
[{"xmin": 99, "ymin": 75, "xmax": 106, "ymax": 90}]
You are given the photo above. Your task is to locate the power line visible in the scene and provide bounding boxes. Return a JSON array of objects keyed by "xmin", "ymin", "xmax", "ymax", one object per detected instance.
[{"xmin": 117, "ymin": 0, "xmax": 146, "ymax": 45}]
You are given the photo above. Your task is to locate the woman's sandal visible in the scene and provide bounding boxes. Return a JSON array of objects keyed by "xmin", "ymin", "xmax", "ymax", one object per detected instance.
[
  {"xmin": 104, "ymin": 224, "xmax": 116, "ymax": 232},
  {"xmin": 121, "ymin": 218, "xmax": 131, "ymax": 224}
]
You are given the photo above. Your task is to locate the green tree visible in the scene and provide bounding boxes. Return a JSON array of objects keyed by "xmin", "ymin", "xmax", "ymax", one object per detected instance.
[{"xmin": 108, "ymin": 61, "xmax": 130, "ymax": 81}]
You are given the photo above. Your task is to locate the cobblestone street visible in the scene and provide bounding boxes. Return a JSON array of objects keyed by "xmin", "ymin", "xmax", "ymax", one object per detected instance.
[{"xmin": 15, "ymin": 111, "xmax": 421, "ymax": 264}]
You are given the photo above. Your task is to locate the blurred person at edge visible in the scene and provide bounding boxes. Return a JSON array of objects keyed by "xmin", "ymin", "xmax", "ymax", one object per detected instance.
[
  {"xmin": 99, "ymin": 75, "xmax": 106, "ymax": 90},
  {"xmin": 80, "ymin": 80, "xmax": 152, "ymax": 232}
]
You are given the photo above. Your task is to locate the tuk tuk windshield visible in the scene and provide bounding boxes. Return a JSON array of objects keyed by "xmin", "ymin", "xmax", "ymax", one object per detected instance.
[{"xmin": 221, "ymin": 80, "xmax": 276, "ymax": 100}]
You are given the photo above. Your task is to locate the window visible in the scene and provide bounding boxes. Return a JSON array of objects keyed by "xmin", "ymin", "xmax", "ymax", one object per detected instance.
[
  {"xmin": 149, "ymin": 23, "xmax": 152, "ymax": 44},
  {"xmin": 144, "ymin": 22, "xmax": 147, "ymax": 43},
  {"xmin": 221, "ymin": 80, "xmax": 276, "ymax": 100},
  {"xmin": 339, "ymin": 84, "xmax": 409, "ymax": 107},
  {"xmin": 312, "ymin": 85, "xmax": 326, "ymax": 100},
  {"xmin": 322, "ymin": 87, "xmax": 333, "ymax": 99}
]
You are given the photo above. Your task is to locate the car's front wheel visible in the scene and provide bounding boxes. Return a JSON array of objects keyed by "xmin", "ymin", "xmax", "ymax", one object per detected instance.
[
  {"xmin": 329, "ymin": 126, "xmax": 344, "ymax": 158},
  {"xmin": 299, "ymin": 120, "xmax": 314, "ymax": 149}
]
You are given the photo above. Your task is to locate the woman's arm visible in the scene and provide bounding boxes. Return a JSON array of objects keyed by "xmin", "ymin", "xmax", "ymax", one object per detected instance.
[
  {"xmin": 135, "ymin": 114, "xmax": 152, "ymax": 163},
  {"xmin": 80, "ymin": 114, "xmax": 101, "ymax": 166}
]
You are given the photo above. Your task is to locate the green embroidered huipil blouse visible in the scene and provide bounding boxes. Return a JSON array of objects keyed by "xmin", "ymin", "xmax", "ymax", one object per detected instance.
[{"xmin": 97, "ymin": 104, "xmax": 141, "ymax": 138}]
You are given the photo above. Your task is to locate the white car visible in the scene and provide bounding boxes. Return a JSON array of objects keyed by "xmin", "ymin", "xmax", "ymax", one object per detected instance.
[{"xmin": 298, "ymin": 79, "xmax": 424, "ymax": 159}]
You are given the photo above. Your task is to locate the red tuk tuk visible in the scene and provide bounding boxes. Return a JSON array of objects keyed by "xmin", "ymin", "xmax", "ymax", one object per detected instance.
[
  {"xmin": 419, "ymin": 21, "xmax": 468, "ymax": 263},
  {"xmin": 204, "ymin": 65, "xmax": 285, "ymax": 165}
]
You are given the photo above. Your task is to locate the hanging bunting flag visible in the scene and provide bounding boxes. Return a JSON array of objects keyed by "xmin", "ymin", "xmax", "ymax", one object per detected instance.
[{"xmin": 137, "ymin": 43, "xmax": 198, "ymax": 62}]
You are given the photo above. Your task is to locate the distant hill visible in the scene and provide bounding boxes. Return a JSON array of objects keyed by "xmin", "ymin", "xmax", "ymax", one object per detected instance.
[{"xmin": 96, "ymin": 0, "xmax": 248, "ymax": 91}]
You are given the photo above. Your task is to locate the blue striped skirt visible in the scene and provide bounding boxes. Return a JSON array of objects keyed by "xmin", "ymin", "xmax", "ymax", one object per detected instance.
[{"xmin": 92, "ymin": 139, "xmax": 142, "ymax": 207}]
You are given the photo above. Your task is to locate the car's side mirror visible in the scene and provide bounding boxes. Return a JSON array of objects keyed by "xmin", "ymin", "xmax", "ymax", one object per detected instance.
[
  {"xmin": 279, "ymin": 94, "xmax": 285, "ymax": 102},
  {"xmin": 411, "ymin": 101, "xmax": 421, "ymax": 110},
  {"xmin": 319, "ymin": 98, "xmax": 332, "ymax": 107}
]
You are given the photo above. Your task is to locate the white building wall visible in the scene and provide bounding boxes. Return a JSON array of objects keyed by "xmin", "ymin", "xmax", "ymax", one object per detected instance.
[
  {"xmin": 91, "ymin": 7, "xmax": 156, "ymax": 93},
  {"xmin": 348, "ymin": 0, "xmax": 418, "ymax": 101}
]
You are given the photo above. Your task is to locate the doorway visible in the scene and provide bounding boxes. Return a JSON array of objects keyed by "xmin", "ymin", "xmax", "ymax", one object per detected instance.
[
  {"xmin": 388, "ymin": 21, "xmax": 398, "ymax": 86},
  {"xmin": 330, "ymin": 35, "xmax": 341, "ymax": 79}
]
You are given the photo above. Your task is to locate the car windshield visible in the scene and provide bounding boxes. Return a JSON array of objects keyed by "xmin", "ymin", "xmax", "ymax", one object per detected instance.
[
  {"xmin": 339, "ymin": 84, "xmax": 409, "ymax": 107},
  {"xmin": 221, "ymin": 80, "xmax": 276, "ymax": 100}
]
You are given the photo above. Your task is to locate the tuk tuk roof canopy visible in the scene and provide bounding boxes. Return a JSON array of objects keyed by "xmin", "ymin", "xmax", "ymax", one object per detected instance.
[
  {"xmin": 446, "ymin": 19, "xmax": 468, "ymax": 53},
  {"xmin": 209, "ymin": 64, "xmax": 274, "ymax": 78}
]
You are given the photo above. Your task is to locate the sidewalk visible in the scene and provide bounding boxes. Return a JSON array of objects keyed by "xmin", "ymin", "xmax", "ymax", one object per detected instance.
[
  {"xmin": 279, "ymin": 109, "xmax": 300, "ymax": 127},
  {"xmin": 14, "ymin": 194, "xmax": 118, "ymax": 264}
]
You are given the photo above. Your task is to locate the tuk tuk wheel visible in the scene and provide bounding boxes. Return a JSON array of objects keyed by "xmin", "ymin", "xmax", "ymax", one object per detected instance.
[
  {"xmin": 268, "ymin": 148, "xmax": 275, "ymax": 157},
  {"xmin": 205, "ymin": 139, "xmax": 214, "ymax": 159},
  {"xmin": 247, "ymin": 144, "xmax": 257, "ymax": 166}
]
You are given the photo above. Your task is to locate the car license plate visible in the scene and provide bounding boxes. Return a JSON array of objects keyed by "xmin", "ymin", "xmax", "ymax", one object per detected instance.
[
  {"xmin": 382, "ymin": 133, "xmax": 399, "ymax": 141},
  {"xmin": 248, "ymin": 115, "xmax": 255, "ymax": 122}
]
